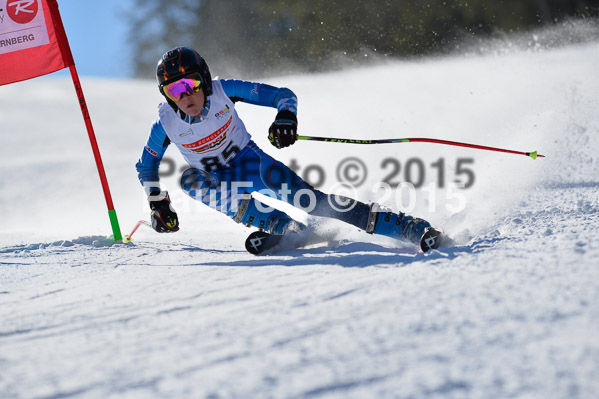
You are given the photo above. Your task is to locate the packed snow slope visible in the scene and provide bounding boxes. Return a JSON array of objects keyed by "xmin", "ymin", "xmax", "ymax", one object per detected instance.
[{"xmin": 1, "ymin": 41, "xmax": 599, "ymax": 398}]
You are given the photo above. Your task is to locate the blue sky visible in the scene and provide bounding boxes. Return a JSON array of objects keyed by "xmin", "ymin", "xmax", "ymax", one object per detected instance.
[{"xmin": 56, "ymin": 0, "xmax": 133, "ymax": 78}]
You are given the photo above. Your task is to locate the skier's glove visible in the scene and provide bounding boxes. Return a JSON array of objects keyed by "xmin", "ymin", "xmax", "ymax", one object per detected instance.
[
  {"xmin": 148, "ymin": 191, "xmax": 179, "ymax": 233},
  {"xmin": 268, "ymin": 110, "xmax": 298, "ymax": 149}
]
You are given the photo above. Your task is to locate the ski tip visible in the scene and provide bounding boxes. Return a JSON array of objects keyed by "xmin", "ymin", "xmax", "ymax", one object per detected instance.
[
  {"xmin": 420, "ymin": 227, "xmax": 455, "ymax": 252},
  {"xmin": 245, "ymin": 231, "xmax": 272, "ymax": 255},
  {"xmin": 420, "ymin": 228, "xmax": 443, "ymax": 252}
]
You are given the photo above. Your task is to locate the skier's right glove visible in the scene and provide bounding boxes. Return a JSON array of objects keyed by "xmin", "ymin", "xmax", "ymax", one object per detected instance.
[{"xmin": 148, "ymin": 191, "xmax": 179, "ymax": 233}]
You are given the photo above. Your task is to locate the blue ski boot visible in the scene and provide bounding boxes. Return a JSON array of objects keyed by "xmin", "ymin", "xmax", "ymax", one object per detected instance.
[
  {"xmin": 365, "ymin": 204, "xmax": 442, "ymax": 251},
  {"xmin": 234, "ymin": 195, "xmax": 304, "ymax": 234}
]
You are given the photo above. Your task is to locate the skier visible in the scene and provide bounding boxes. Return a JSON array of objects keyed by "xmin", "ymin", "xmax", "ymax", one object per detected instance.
[{"xmin": 136, "ymin": 46, "xmax": 444, "ymax": 253}]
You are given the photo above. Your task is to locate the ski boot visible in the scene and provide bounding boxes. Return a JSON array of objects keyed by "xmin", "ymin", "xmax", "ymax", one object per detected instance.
[
  {"xmin": 235, "ymin": 195, "xmax": 307, "ymax": 255},
  {"xmin": 234, "ymin": 195, "xmax": 304, "ymax": 234},
  {"xmin": 365, "ymin": 204, "xmax": 444, "ymax": 252}
]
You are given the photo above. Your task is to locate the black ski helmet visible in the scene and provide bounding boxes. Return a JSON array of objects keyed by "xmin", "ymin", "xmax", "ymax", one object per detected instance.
[{"xmin": 156, "ymin": 46, "xmax": 213, "ymax": 108}]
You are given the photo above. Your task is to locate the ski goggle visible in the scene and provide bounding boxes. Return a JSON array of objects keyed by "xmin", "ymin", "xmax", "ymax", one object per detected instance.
[{"xmin": 161, "ymin": 74, "xmax": 202, "ymax": 102}]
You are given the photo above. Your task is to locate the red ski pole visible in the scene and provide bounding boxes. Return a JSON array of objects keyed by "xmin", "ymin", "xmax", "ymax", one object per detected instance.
[
  {"xmin": 123, "ymin": 220, "xmax": 151, "ymax": 243},
  {"xmin": 297, "ymin": 135, "xmax": 545, "ymax": 159}
]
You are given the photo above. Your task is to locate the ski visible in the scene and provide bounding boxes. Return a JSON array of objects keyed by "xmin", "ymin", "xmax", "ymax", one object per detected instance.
[
  {"xmin": 244, "ymin": 229, "xmax": 332, "ymax": 255},
  {"xmin": 420, "ymin": 228, "xmax": 443, "ymax": 252},
  {"xmin": 245, "ymin": 231, "xmax": 284, "ymax": 255},
  {"xmin": 420, "ymin": 228, "xmax": 455, "ymax": 252},
  {"xmin": 245, "ymin": 227, "xmax": 452, "ymax": 255}
]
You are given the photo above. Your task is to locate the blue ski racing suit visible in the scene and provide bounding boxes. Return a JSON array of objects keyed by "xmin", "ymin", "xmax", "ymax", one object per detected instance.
[{"xmin": 136, "ymin": 79, "xmax": 432, "ymax": 246}]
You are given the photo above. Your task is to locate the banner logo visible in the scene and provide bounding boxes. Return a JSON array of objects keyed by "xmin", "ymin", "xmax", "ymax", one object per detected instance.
[
  {"xmin": 0, "ymin": 0, "xmax": 49, "ymax": 54},
  {"xmin": 7, "ymin": 0, "xmax": 38, "ymax": 24}
]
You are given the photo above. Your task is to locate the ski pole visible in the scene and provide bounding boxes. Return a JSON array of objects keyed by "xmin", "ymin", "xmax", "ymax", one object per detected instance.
[
  {"xmin": 123, "ymin": 220, "xmax": 151, "ymax": 243},
  {"xmin": 297, "ymin": 135, "xmax": 544, "ymax": 159}
]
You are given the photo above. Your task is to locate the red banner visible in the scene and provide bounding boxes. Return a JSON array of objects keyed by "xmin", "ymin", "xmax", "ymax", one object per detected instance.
[{"xmin": 0, "ymin": 0, "xmax": 74, "ymax": 85}]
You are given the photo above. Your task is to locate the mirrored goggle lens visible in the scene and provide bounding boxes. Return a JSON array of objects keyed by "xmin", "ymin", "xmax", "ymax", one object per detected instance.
[{"xmin": 163, "ymin": 75, "xmax": 202, "ymax": 102}]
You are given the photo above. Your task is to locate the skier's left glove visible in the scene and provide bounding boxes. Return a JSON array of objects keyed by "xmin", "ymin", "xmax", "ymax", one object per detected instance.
[
  {"xmin": 268, "ymin": 110, "xmax": 298, "ymax": 149},
  {"xmin": 148, "ymin": 191, "xmax": 179, "ymax": 233}
]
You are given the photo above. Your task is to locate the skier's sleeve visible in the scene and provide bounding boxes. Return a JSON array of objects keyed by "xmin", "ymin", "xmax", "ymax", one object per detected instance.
[
  {"xmin": 135, "ymin": 119, "xmax": 170, "ymax": 195},
  {"xmin": 220, "ymin": 79, "xmax": 297, "ymax": 114}
]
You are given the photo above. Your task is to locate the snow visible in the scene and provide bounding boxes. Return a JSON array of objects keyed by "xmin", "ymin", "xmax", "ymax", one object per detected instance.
[{"xmin": 1, "ymin": 40, "xmax": 599, "ymax": 398}]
